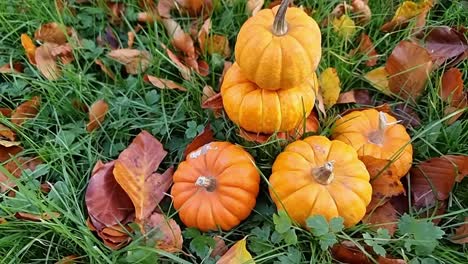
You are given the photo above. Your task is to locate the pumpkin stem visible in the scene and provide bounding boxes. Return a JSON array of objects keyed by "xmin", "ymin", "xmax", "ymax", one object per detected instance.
[
  {"xmin": 368, "ymin": 111, "xmax": 388, "ymax": 145},
  {"xmin": 195, "ymin": 176, "xmax": 217, "ymax": 192},
  {"xmin": 312, "ymin": 161, "xmax": 335, "ymax": 185},
  {"xmin": 272, "ymin": 0, "xmax": 290, "ymax": 36}
]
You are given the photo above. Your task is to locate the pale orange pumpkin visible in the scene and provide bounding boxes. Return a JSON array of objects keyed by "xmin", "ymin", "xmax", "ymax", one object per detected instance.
[
  {"xmin": 269, "ymin": 136, "xmax": 372, "ymax": 227},
  {"xmin": 221, "ymin": 63, "xmax": 317, "ymax": 134},
  {"xmin": 235, "ymin": 0, "xmax": 322, "ymax": 90},
  {"xmin": 331, "ymin": 109, "xmax": 413, "ymax": 178},
  {"xmin": 171, "ymin": 142, "xmax": 260, "ymax": 231}
]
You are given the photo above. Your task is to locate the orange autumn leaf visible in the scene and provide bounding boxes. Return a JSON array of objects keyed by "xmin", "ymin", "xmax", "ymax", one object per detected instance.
[
  {"xmin": 197, "ymin": 18, "xmax": 211, "ymax": 50},
  {"xmin": 108, "ymin": 49, "xmax": 151, "ymax": 75},
  {"xmin": 0, "ymin": 124, "xmax": 16, "ymax": 142},
  {"xmin": 35, "ymin": 43, "xmax": 61, "ymax": 80},
  {"xmin": 162, "ymin": 44, "xmax": 192, "ymax": 80},
  {"xmin": 385, "ymin": 41, "xmax": 433, "ymax": 101},
  {"xmin": 451, "ymin": 217, "xmax": 468, "ymax": 244},
  {"xmin": 144, "ymin": 213, "xmax": 183, "ymax": 253},
  {"xmin": 363, "ymin": 202, "xmax": 399, "ymax": 236},
  {"xmin": 381, "ymin": 0, "xmax": 433, "ymax": 32},
  {"xmin": 217, "ymin": 238, "xmax": 255, "ymax": 264},
  {"xmin": 144, "ymin": 75, "xmax": 187, "ymax": 91},
  {"xmin": 351, "ymin": 33, "xmax": 379, "ymax": 67},
  {"xmin": 34, "ymin": 22, "xmax": 71, "ymax": 45},
  {"xmin": 11, "ymin": 96, "xmax": 40, "ymax": 126},
  {"xmin": 97, "ymin": 224, "xmax": 132, "ymax": 250},
  {"xmin": 113, "ymin": 131, "xmax": 174, "ymax": 221},
  {"xmin": 86, "ymin": 99, "xmax": 109, "ymax": 132},
  {"xmin": 444, "ymin": 104, "xmax": 467, "ymax": 125},
  {"xmin": 183, "ymin": 124, "xmax": 214, "ymax": 159},
  {"xmin": 440, "ymin": 68, "xmax": 465, "ymax": 106},
  {"xmin": 0, "ymin": 156, "xmax": 42, "ymax": 192},
  {"xmin": 206, "ymin": 35, "xmax": 231, "ymax": 58},
  {"xmin": 21, "ymin": 34, "xmax": 36, "ymax": 64},
  {"xmin": 15, "ymin": 211, "xmax": 60, "ymax": 221}
]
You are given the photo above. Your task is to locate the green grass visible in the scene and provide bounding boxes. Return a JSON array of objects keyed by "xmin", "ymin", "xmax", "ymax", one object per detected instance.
[{"xmin": 0, "ymin": 0, "xmax": 467, "ymax": 263}]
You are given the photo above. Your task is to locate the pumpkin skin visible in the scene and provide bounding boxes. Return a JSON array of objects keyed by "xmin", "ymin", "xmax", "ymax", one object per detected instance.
[
  {"xmin": 331, "ymin": 109, "xmax": 413, "ymax": 178},
  {"xmin": 269, "ymin": 136, "xmax": 372, "ymax": 227},
  {"xmin": 235, "ymin": 2, "xmax": 321, "ymax": 90},
  {"xmin": 171, "ymin": 142, "xmax": 260, "ymax": 232},
  {"xmin": 221, "ymin": 63, "xmax": 317, "ymax": 133}
]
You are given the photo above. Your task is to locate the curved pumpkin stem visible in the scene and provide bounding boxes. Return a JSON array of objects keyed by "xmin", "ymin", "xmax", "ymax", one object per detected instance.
[
  {"xmin": 195, "ymin": 176, "xmax": 217, "ymax": 192},
  {"xmin": 368, "ymin": 111, "xmax": 388, "ymax": 145},
  {"xmin": 273, "ymin": 0, "xmax": 290, "ymax": 36},
  {"xmin": 312, "ymin": 161, "xmax": 335, "ymax": 185}
]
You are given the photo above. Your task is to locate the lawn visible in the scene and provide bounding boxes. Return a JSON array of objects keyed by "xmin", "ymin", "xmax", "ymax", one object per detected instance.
[{"xmin": 0, "ymin": 0, "xmax": 467, "ymax": 263}]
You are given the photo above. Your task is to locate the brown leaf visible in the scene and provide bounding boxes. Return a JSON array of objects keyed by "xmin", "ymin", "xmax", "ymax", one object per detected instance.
[
  {"xmin": 144, "ymin": 213, "xmax": 183, "ymax": 253},
  {"xmin": 425, "ymin": 26, "xmax": 468, "ymax": 67},
  {"xmin": 21, "ymin": 34, "xmax": 36, "ymax": 64},
  {"xmin": 410, "ymin": 155, "xmax": 468, "ymax": 208},
  {"xmin": 210, "ymin": 236, "xmax": 228, "ymax": 258},
  {"xmin": 95, "ymin": 59, "xmax": 116, "ymax": 80},
  {"xmin": 385, "ymin": 41, "xmax": 433, "ymax": 101},
  {"xmin": 0, "ymin": 156, "xmax": 42, "ymax": 192},
  {"xmin": 11, "ymin": 96, "xmax": 40, "ymax": 126},
  {"xmin": 162, "ymin": 18, "xmax": 196, "ymax": 59},
  {"xmin": 363, "ymin": 202, "xmax": 399, "ymax": 236},
  {"xmin": 144, "ymin": 75, "xmax": 187, "ymax": 91},
  {"xmin": 34, "ymin": 22, "xmax": 71, "ymax": 45},
  {"xmin": 381, "ymin": 0, "xmax": 433, "ymax": 32},
  {"xmin": 0, "ymin": 62, "xmax": 24, "ymax": 73},
  {"xmin": 55, "ymin": 255, "xmax": 79, "ymax": 264},
  {"xmin": 108, "ymin": 49, "xmax": 151, "ymax": 75},
  {"xmin": 157, "ymin": 0, "xmax": 174, "ymax": 19},
  {"xmin": 0, "ymin": 108, "xmax": 12, "ymax": 117},
  {"xmin": 197, "ymin": 59, "xmax": 210, "ymax": 76},
  {"xmin": 440, "ymin": 68, "xmax": 465, "ymax": 106},
  {"xmin": 444, "ymin": 104, "xmax": 467, "ymax": 125},
  {"xmin": 127, "ymin": 31, "xmax": 135, "ymax": 48},
  {"xmin": 15, "ymin": 212, "xmax": 60, "ymax": 221},
  {"xmin": 85, "ymin": 161, "xmax": 134, "ymax": 230},
  {"xmin": 86, "ymin": 99, "xmax": 109, "ymax": 132},
  {"xmin": 50, "ymin": 43, "xmax": 74, "ymax": 65},
  {"xmin": 332, "ymin": 241, "xmax": 406, "ymax": 264},
  {"xmin": 176, "ymin": 0, "xmax": 210, "ymax": 17},
  {"xmin": 451, "ymin": 217, "xmax": 468, "ymax": 244},
  {"xmin": 35, "ymin": 43, "xmax": 61, "ymax": 80},
  {"xmin": 183, "ymin": 124, "xmax": 214, "ymax": 159},
  {"xmin": 113, "ymin": 130, "xmax": 174, "ymax": 221},
  {"xmin": 0, "ymin": 146, "xmax": 22, "ymax": 163},
  {"xmin": 350, "ymin": 0, "xmax": 372, "ymax": 25},
  {"xmin": 162, "ymin": 44, "xmax": 191, "ymax": 80},
  {"xmin": 217, "ymin": 238, "xmax": 254, "ymax": 264},
  {"xmin": 107, "ymin": 2, "xmax": 125, "ymax": 25},
  {"xmin": 40, "ymin": 182, "xmax": 51, "ymax": 193},
  {"xmin": 197, "ymin": 18, "xmax": 211, "ymax": 51},
  {"xmin": 351, "ymin": 33, "xmax": 378, "ymax": 67},
  {"xmin": 0, "ymin": 124, "xmax": 16, "ymax": 142},
  {"xmin": 246, "ymin": 0, "xmax": 264, "ymax": 16},
  {"xmin": 336, "ymin": 89, "xmax": 372, "ymax": 105}
]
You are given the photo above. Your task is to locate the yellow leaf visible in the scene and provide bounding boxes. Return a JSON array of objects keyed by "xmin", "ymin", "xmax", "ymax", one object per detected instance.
[
  {"xmin": 332, "ymin": 15, "xmax": 356, "ymax": 40},
  {"xmin": 319, "ymin": 68, "xmax": 341, "ymax": 108},
  {"xmin": 364, "ymin": 67, "xmax": 392, "ymax": 96},
  {"xmin": 381, "ymin": 0, "xmax": 434, "ymax": 32},
  {"xmin": 217, "ymin": 238, "xmax": 255, "ymax": 264}
]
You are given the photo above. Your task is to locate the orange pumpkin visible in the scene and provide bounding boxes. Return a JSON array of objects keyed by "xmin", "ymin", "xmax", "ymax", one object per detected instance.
[
  {"xmin": 235, "ymin": 0, "xmax": 321, "ymax": 90},
  {"xmin": 269, "ymin": 136, "xmax": 372, "ymax": 227},
  {"xmin": 221, "ymin": 63, "xmax": 317, "ymax": 134},
  {"xmin": 331, "ymin": 109, "xmax": 413, "ymax": 178},
  {"xmin": 171, "ymin": 142, "xmax": 260, "ymax": 231}
]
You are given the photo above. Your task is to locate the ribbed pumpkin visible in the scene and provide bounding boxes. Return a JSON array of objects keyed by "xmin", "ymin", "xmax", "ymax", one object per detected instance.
[
  {"xmin": 331, "ymin": 109, "xmax": 413, "ymax": 178},
  {"xmin": 269, "ymin": 136, "xmax": 372, "ymax": 227},
  {"xmin": 235, "ymin": 0, "xmax": 321, "ymax": 90},
  {"xmin": 171, "ymin": 142, "xmax": 260, "ymax": 232},
  {"xmin": 221, "ymin": 63, "xmax": 317, "ymax": 134}
]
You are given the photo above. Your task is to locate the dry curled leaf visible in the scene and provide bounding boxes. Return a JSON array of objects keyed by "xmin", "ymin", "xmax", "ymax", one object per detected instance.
[
  {"xmin": 144, "ymin": 75, "xmax": 187, "ymax": 91},
  {"xmin": 246, "ymin": 0, "xmax": 264, "ymax": 16},
  {"xmin": 35, "ymin": 43, "xmax": 61, "ymax": 80},
  {"xmin": 217, "ymin": 238, "xmax": 254, "ymax": 264},
  {"xmin": 0, "ymin": 146, "xmax": 22, "ymax": 163},
  {"xmin": 21, "ymin": 34, "xmax": 36, "ymax": 64},
  {"xmin": 381, "ymin": 0, "xmax": 433, "ymax": 32},
  {"xmin": 162, "ymin": 18, "xmax": 196, "ymax": 59},
  {"xmin": 15, "ymin": 211, "xmax": 60, "ymax": 221},
  {"xmin": 113, "ymin": 130, "xmax": 174, "ymax": 221},
  {"xmin": 108, "ymin": 49, "xmax": 151, "ymax": 75},
  {"xmin": 351, "ymin": 33, "xmax": 379, "ymax": 67},
  {"xmin": 127, "ymin": 31, "xmax": 135, "ymax": 48},
  {"xmin": 144, "ymin": 213, "xmax": 183, "ymax": 253},
  {"xmin": 364, "ymin": 202, "xmax": 399, "ymax": 236},
  {"xmin": 183, "ymin": 124, "xmax": 214, "ymax": 159},
  {"xmin": 440, "ymin": 68, "xmax": 465, "ymax": 107},
  {"xmin": 34, "ymin": 22, "xmax": 71, "ymax": 45},
  {"xmin": 451, "ymin": 217, "xmax": 468, "ymax": 244},
  {"xmin": 364, "ymin": 67, "xmax": 391, "ymax": 96},
  {"xmin": 425, "ymin": 26, "xmax": 468, "ymax": 68},
  {"xmin": 386, "ymin": 41, "xmax": 433, "ymax": 101},
  {"xmin": 162, "ymin": 44, "xmax": 192, "ymax": 80},
  {"xmin": 337, "ymin": 89, "xmax": 372, "ymax": 105},
  {"xmin": 350, "ymin": 0, "xmax": 371, "ymax": 25},
  {"xmin": 11, "ymin": 96, "xmax": 40, "ymax": 126},
  {"xmin": 176, "ymin": 0, "xmax": 210, "ymax": 17},
  {"xmin": 86, "ymin": 99, "xmax": 108, "ymax": 132},
  {"xmin": 319, "ymin": 68, "xmax": 341, "ymax": 108}
]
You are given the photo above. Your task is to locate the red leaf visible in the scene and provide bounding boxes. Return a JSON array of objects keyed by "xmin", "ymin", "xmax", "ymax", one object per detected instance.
[
  {"xmin": 144, "ymin": 75, "xmax": 187, "ymax": 91},
  {"xmin": 15, "ymin": 212, "xmax": 60, "ymax": 221},
  {"xmin": 363, "ymin": 202, "xmax": 399, "ymax": 236},
  {"xmin": 440, "ymin": 68, "xmax": 465, "ymax": 106},
  {"xmin": 0, "ymin": 146, "xmax": 22, "ymax": 163},
  {"xmin": 144, "ymin": 213, "xmax": 183, "ymax": 253},
  {"xmin": 451, "ymin": 217, "xmax": 468, "ymax": 244},
  {"xmin": 425, "ymin": 26, "xmax": 468, "ymax": 67},
  {"xmin": 86, "ymin": 99, "xmax": 109, "ymax": 132},
  {"xmin": 183, "ymin": 124, "xmax": 214, "ymax": 159},
  {"xmin": 0, "ymin": 62, "xmax": 24, "ymax": 73},
  {"xmin": 410, "ymin": 155, "xmax": 468, "ymax": 208},
  {"xmin": 385, "ymin": 41, "xmax": 433, "ymax": 101},
  {"xmin": 85, "ymin": 161, "xmax": 134, "ymax": 230},
  {"xmin": 350, "ymin": 33, "xmax": 379, "ymax": 67},
  {"xmin": 332, "ymin": 241, "xmax": 406, "ymax": 264},
  {"xmin": 11, "ymin": 96, "xmax": 40, "ymax": 126}
]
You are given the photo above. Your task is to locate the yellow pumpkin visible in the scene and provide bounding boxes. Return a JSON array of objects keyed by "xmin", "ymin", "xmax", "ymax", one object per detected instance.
[
  {"xmin": 221, "ymin": 63, "xmax": 317, "ymax": 133},
  {"xmin": 269, "ymin": 136, "xmax": 372, "ymax": 227},
  {"xmin": 235, "ymin": 0, "xmax": 321, "ymax": 90},
  {"xmin": 331, "ymin": 109, "xmax": 413, "ymax": 178}
]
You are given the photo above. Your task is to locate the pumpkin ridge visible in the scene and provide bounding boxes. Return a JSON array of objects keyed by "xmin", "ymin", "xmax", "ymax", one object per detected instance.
[
  {"xmin": 217, "ymin": 194, "xmax": 243, "ymax": 221},
  {"xmin": 280, "ymin": 180, "xmax": 319, "ymax": 203},
  {"xmin": 334, "ymin": 178, "xmax": 371, "ymax": 206},
  {"xmin": 239, "ymin": 34, "xmax": 272, "ymax": 76},
  {"xmin": 210, "ymin": 196, "xmax": 236, "ymax": 230},
  {"xmin": 287, "ymin": 34, "xmax": 314, "ymax": 70},
  {"xmin": 305, "ymin": 185, "xmax": 322, "ymax": 219},
  {"xmin": 253, "ymin": 40, "xmax": 276, "ymax": 86}
]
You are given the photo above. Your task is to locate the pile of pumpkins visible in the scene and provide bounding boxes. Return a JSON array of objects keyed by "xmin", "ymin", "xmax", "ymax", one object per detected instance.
[{"xmin": 170, "ymin": 0, "xmax": 413, "ymax": 232}]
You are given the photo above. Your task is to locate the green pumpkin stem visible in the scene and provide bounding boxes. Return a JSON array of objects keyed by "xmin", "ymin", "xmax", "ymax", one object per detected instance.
[
  {"xmin": 273, "ymin": 0, "xmax": 290, "ymax": 36},
  {"xmin": 312, "ymin": 161, "xmax": 335, "ymax": 185},
  {"xmin": 195, "ymin": 176, "xmax": 217, "ymax": 192}
]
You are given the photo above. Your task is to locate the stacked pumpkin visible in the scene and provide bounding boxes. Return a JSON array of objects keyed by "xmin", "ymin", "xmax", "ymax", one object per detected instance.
[{"xmin": 221, "ymin": 0, "xmax": 322, "ymax": 134}]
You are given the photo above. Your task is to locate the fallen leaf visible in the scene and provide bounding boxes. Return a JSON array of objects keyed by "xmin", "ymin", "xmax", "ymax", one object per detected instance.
[
  {"xmin": 108, "ymin": 49, "xmax": 151, "ymax": 75},
  {"xmin": 315, "ymin": 90, "xmax": 326, "ymax": 117},
  {"xmin": 201, "ymin": 85, "xmax": 217, "ymax": 103},
  {"xmin": 95, "ymin": 59, "xmax": 116, "ymax": 80},
  {"xmin": 144, "ymin": 75, "xmax": 187, "ymax": 91},
  {"xmin": 156, "ymin": 0, "xmax": 174, "ymax": 18},
  {"xmin": 86, "ymin": 99, "xmax": 108, "ymax": 132},
  {"xmin": 15, "ymin": 212, "xmax": 60, "ymax": 221},
  {"xmin": 0, "ymin": 140, "xmax": 21, "ymax": 148},
  {"xmin": 0, "ymin": 108, "xmax": 12, "ymax": 117},
  {"xmin": 162, "ymin": 18, "xmax": 196, "ymax": 59},
  {"xmin": 144, "ymin": 213, "xmax": 183, "ymax": 252},
  {"xmin": 440, "ymin": 68, "xmax": 465, "ymax": 106},
  {"xmin": 35, "ymin": 43, "xmax": 61, "ymax": 80},
  {"xmin": 444, "ymin": 104, "xmax": 467, "ymax": 125},
  {"xmin": 97, "ymin": 224, "xmax": 132, "ymax": 250},
  {"xmin": 176, "ymin": 0, "xmax": 209, "ymax": 17},
  {"xmin": 11, "ymin": 96, "xmax": 40, "ymax": 126},
  {"xmin": 183, "ymin": 124, "xmax": 214, "ymax": 159},
  {"xmin": 206, "ymin": 35, "xmax": 231, "ymax": 58},
  {"xmin": 332, "ymin": 14, "xmax": 356, "ymax": 40},
  {"xmin": 351, "ymin": 33, "xmax": 379, "ymax": 67},
  {"xmin": 364, "ymin": 67, "xmax": 391, "ymax": 95},
  {"xmin": 20, "ymin": 34, "xmax": 36, "ymax": 64},
  {"xmin": 107, "ymin": 2, "xmax": 125, "ymax": 25},
  {"xmin": 34, "ymin": 22, "xmax": 71, "ymax": 45},
  {"xmin": 217, "ymin": 238, "xmax": 255, "ymax": 264},
  {"xmin": 319, "ymin": 68, "xmax": 341, "ymax": 108},
  {"xmin": 451, "ymin": 217, "xmax": 468, "ymax": 244},
  {"xmin": 364, "ymin": 202, "xmax": 399, "ymax": 236},
  {"xmin": 246, "ymin": 0, "xmax": 264, "ymax": 16},
  {"xmin": 197, "ymin": 18, "xmax": 211, "ymax": 50},
  {"xmin": 425, "ymin": 26, "xmax": 468, "ymax": 67},
  {"xmin": 55, "ymin": 255, "xmax": 79, "ymax": 264},
  {"xmin": 332, "ymin": 241, "xmax": 406, "ymax": 264},
  {"xmin": 85, "ymin": 161, "xmax": 134, "ymax": 230},
  {"xmin": 410, "ymin": 155, "xmax": 468, "ymax": 208},
  {"xmin": 350, "ymin": 0, "xmax": 372, "ymax": 25},
  {"xmin": 0, "ymin": 146, "xmax": 22, "ymax": 163},
  {"xmin": 337, "ymin": 89, "xmax": 372, "ymax": 105},
  {"xmin": 162, "ymin": 44, "xmax": 192, "ymax": 80},
  {"xmin": 0, "ymin": 62, "xmax": 24, "ymax": 73},
  {"xmin": 40, "ymin": 182, "xmax": 51, "ymax": 193},
  {"xmin": 0, "ymin": 156, "xmax": 42, "ymax": 192},
  {"xmin": 392, "ymin": 103, "xmax": 421, "ymax": 128},
  {"xmin": 127, "ymin": 31, "xmax": 135, "ymax": 48},
  {"xmin": 381, "ymin": 0, "xmax": 433, "ymax": 32},
  {"xmin": 0, "ymin": 124, "xmax": 16, "ymax": 142},
  {"xmin": 102, "ymin": 26, "xmax": 120, "ymax": 50},
  {"xmin": 386, "ymin": 41, "xmax": 433, "ymax": 101},
  {"xmin": 50, "ymin": 43, "xmax": 74, "ymax": 64},
  {"xmin": 113, "ymin": 131, "xmax": 174, "ymax": 221},
  {"xmin": 197, "ymin": 59, "xmax": 210, "ymax": 76},
  {"xmin": 210, "ymin": 236, "xmax": 228, "ymax": 258}
]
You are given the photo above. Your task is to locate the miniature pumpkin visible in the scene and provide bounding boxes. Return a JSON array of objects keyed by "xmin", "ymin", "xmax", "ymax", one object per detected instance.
[
  {"xmin": 331, "ymin": 109, "xmax": 413, "ymax": 178},
  {"xmin": 235, "ymin": 0, "xmax": 322, "ymax": 90},
  {"xmin": 269, "ymin": 136, "xmax": 372, "ymax": 227},
  {"xmin": 221, "ymin": 63, "xmax": 318, "ymax": 134},
  {"xmin": 171, "ymin": 142, "xmax": 260, "ymax": 231}
]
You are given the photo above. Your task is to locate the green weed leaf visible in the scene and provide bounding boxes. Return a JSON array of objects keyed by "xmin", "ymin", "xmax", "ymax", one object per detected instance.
[
  {"xmin": 306, "ymin": 215, "xmax": 329, "ymax": 236},
  {"xmin": 397, "ymin": 214, "xmax": 445, "ymax": 256}
]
